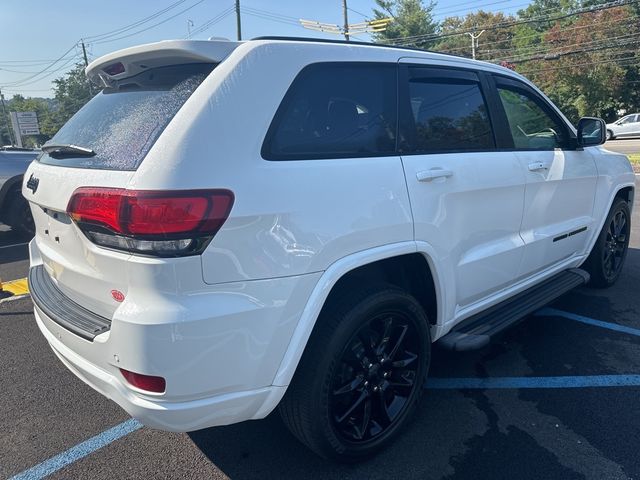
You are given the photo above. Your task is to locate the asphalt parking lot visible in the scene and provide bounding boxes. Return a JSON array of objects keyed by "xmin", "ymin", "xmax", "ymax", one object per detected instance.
[
  {"xmin": 1, "ymin": 178, "xmax": 639, "ymax": 479},
  {"xmin": 605, "ymin": 138, "xmax": 640, "ymax": 155}
]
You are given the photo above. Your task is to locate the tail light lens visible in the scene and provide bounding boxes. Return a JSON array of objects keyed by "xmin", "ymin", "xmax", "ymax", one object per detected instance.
[
  {"xmin": 120, "ymin": 368, "xmax": 166, "ymax": 393},
  {"xmin": 67, "ymin": 188, "xmax": 234, "ymax": 257}
]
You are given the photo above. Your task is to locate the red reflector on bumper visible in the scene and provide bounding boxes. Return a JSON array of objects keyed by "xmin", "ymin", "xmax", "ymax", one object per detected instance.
[{"xmin": 120, "ymin": 368, "xmax": 166, "ymax": 393}]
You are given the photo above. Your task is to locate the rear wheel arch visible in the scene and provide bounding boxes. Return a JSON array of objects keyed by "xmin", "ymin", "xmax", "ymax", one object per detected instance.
[
  {"xmin": 615, "ymin": 185, "xmax": 634, "ymax": 206},
  {"xmin": 318, "ymin": 253, "xmax": 438, "ymax": 329},
  {"xmin": 271, "ymin": 245, "xmax": 443, "ymax": 388}
]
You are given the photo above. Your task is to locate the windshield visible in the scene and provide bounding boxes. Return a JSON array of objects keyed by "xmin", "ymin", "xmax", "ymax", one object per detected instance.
[{"xmin": 39, "ymin": 63, "xmax": 214, "ymax": 170}]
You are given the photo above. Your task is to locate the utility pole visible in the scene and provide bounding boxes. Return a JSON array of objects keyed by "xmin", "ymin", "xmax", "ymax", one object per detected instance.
[
  {"xmin": 467, "ymin": 30, "xmax": 485, "ymax": 60},
  {"xmin": 342, "ymin": 0, "xmax": 349, "ymax": 41},
  {"xmin": 187, "ymin": 19, "xmax": 194, "ymax": 38},
  {"xmin": 81, "ymin": 40, "xmax": 94, "ymax": 96},
  {"xmin": 81, "ymin": 40, "xmax": 89, "ymax": 67},
  {"xmin": 235, "ymin": 0, "xmax": 242, "ymax": 41},
  {"xmin": 0, "ymin": 88, "xmax": 16, "ymax": 146}
]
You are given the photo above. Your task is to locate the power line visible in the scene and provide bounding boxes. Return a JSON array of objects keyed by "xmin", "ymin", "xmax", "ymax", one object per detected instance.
[
  {"xmin": 241, "ymin": 7, "xmax": 303, "ymax": 27},
  {"xmin": 499, "ymin": 32, "xmax": 640, "ymax": 63},
  {"xmin": 519, "ymin": 55, "xmax": 640, "ymax": 75},
  {"xmin": 187, "ymin": 5, "xmax": 235, "ymax": 38},
  {"xmin": 92, "ymin": 0, "xmax": 208, "ymax": 45},
  {"xmin": 347, "ymin": 6, "xmax": 370, "ymax": 20},
  {"xmin": 1, "ymin": 43, "xmax": 78, "ymax": 87},
  {"xmin": 435, "ymin": 16, "xmax": 639, "ymax": 55},
  {"xmin": 84, "ymin": 0, "xmax": 189, "ymax": 42},
  {"xmin": 433, "ymin": 0, "xmax": 516, "ymax": 18},
  {"xmin": 3, "ymin": 56, "xmax": 81, "ymax": 89},
  {"xmin": 241, "ymin": 6, "xmax": 301, "ymax": 22},
  {"xmin": 389, "ymin": 0, "xmax": 639, "ymax": 46}
]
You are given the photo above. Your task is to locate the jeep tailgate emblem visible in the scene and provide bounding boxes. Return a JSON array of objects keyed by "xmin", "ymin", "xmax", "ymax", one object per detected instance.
[{"xmin": 26, "ymin": 174, "xmax": 39, "ymax": 193}]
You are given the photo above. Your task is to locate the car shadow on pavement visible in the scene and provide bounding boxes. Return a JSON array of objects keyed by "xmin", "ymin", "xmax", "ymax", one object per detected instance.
[
  {"xmin": 187, "ymin": 383, "xmax": 584, "ymax": 480},
  {"xmin": 188, "ymin": 250, "xmax": 640, "ymax": 479}
]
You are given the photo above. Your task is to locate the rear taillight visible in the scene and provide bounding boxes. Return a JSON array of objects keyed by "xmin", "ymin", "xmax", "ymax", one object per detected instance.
[
  {"xmin": 120, "ymin": 368, "xmax": 166, "ymax": 393},
  {"xmin": 67, "ymin": 188, "xmax": 234, "ymax": 257}
]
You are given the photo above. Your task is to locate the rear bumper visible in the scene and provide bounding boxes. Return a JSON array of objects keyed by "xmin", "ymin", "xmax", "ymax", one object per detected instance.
[
  {"xmin": 29, "ymin": 265, "xmax": 111, "ymax": 341},
  {"xmin": 36, "ymin": 306, "xmax": 284, "ymax": 431},
  {"xmin": 29, "ymin": 239, "xmax": 321, "ymax": 431}
]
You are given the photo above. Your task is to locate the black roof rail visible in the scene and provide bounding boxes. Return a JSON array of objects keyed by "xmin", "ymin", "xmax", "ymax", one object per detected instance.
[{"xmin": 250, "ymin": 36, "xmax": 467, "ymax": 60}]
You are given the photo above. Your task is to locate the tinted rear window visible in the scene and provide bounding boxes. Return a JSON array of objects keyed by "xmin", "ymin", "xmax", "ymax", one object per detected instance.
[
  {"xmin": 39, "ymin": 63, "xmax": 213, "ymax": 170},
  {"xmin": 400, "ymin": 68, "xmax": 494, "ymax": 153},
  {"xmin": 263, "ymin": 63, "xmax": 398, "ymax": 160}
]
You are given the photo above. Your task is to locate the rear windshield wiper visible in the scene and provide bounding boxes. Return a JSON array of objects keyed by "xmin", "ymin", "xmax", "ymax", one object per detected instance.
[{"xmin": 42, "ymin": 143, "xmax": 96, "ymax": 159}]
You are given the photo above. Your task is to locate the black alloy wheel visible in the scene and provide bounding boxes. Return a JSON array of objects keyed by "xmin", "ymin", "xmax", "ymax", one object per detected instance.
[
  {"xmin": 330, "ymin": 312, "xmax": 421, "ymax": 443},
  {"xmin": 585, "ymin": 198, "xmax": 631, "ymax": 288},
  {"xmin": 279, "ymin": 284, "xmax": 430, "ymax": 461},
  {"xmin": 602, "ymin": 208, "xmax": 629, "ymax": 282}
]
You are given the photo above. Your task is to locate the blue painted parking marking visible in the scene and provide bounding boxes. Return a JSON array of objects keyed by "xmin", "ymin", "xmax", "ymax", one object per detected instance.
[
  {"xmin": 9, "ymin": 419, "xmax": 142, "ymax": 480},
  {"xmin": 536, "ymin": 307, "xmax": 640, "ymax": 337},
  {"xmin": 427, "ymin": 375, "xmax": 640, "ymax": 390}
]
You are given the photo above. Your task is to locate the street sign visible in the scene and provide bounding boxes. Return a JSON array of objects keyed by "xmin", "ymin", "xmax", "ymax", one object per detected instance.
[
  {"xmin": 15, "ymin": 111, "xmax": 37, "ymax": 121},
  {"xmin": 10, "ymin": 111, "xmax": 40, "ymax": 137}
]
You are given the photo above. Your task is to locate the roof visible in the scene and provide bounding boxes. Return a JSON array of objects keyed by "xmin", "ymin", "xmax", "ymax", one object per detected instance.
[{"xmin": 85, "ymin": 36, "xmax": 515, "ymax": 85}]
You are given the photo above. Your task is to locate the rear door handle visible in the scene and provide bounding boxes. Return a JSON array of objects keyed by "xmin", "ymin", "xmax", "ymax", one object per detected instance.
[
  {"xmin": 528, "ymin": 161, "xmax": 552, "ymax": 172},
  {"xmin": 416, "ymin": 169, "xmax": 454, "ymax": 182}
]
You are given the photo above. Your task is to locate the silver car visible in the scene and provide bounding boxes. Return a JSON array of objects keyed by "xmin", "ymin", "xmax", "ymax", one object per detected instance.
[
  {"xmin": 606, "ymin": 113, "xmax": 640, "ymax": 140},
  {"xmin": 0, "ymin": 147, "xmax": 40, "ymax": 234}
]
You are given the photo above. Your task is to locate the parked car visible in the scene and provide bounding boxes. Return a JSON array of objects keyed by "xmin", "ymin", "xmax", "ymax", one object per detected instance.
[
  {"xmin": 606, "ymin": 113, "xmax": 640, "ymax": 140},
  {"xmin": 0, "ymin": 147, "xmax": 39, "ymax": 234},
  {"xmin": 24, "ymin": 37, "xmax": 634, "ymax": 461}
]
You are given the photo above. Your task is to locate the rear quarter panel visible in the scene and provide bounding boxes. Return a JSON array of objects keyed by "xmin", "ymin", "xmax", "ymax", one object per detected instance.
[{"xmin": 131, "ymin": 41, "xmax": 415, "ymax": 284}]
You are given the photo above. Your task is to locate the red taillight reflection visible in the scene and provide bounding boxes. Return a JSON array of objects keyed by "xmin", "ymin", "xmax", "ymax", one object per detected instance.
[
  {"xmin": 126, "ymin": 194, "xmax": 210, "ymax": 235},
  {"xmin": 120, "ymin": 368, "xmax": 166, "ymax": 393},
  {"xmin": 68, "ymin": 188, "xmax": 122, "ymax": 232}
]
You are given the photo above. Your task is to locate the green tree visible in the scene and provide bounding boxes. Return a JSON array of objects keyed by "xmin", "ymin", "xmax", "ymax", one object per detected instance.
[
  {"xmin": 0, "ymin": 63, "xmax": 97, "ymax": 146},
  {"xmin": 372, "ymin": 0, "xmax": 438, "ymax": 48},
  {"xmin": 518, "ymin": 5, "xmax": 639, "ymax": 121},
  {"xmin": 434, "ymin": 11, "xmax": 517, "ymax": 60},
  {"xmin": 50, "ymin": 62, "xmax": 97, "ymax": 133}
]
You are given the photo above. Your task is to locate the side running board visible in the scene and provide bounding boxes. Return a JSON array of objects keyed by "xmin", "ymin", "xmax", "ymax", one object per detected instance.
[{"xmin": 438, "ymin": 268, "xmax": 589, "ymax": 351}]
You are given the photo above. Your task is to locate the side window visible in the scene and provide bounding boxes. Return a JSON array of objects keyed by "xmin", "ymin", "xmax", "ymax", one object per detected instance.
[
  {"xmin": 400, "ymin": 68, "xmax": 495, "ymax": 153},
  {"xmin": 263, "ymin": 63, "xmax": 397, "ymax": 160},
  {"xmin": 497, "ymin": 84, "xmax": 569, "ymax": 150}
]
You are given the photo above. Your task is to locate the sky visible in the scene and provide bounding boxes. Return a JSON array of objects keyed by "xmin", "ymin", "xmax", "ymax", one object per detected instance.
[{"xmin": 0, "ymin": 0, "xmax": 526, "ymax": 98}]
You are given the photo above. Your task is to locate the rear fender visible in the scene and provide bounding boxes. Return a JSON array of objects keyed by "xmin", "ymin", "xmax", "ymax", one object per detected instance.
[{"xmin": 270, "ymin": 240, "xmax": 446, "ymax": 389}]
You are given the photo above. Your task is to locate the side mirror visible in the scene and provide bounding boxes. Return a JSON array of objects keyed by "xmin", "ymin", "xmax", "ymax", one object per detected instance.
[{"xmin": 577, "ymin": 117, "xmax": 606, "ymax": 147}]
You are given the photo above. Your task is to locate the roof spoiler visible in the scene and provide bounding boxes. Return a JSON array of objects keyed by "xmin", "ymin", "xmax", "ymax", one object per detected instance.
[{"xmin": 85, "ymin": 39, "xmax": 240, "ymax": 87}]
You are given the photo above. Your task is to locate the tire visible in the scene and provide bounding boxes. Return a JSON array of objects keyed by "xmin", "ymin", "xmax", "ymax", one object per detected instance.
[
  {"xmin": 5, "ymin": 190, "xmax": 35, "ymax": 236},
  {"xmin": 279, "ymin": 283, "xmax": 431, "ymax": 461},
  {"xmin": 606, "ymin": 130, "xmax": 614, "ymax": 141},
  {"xmin": 584, "ymin": 198, "xmax": 631, "ymax": 288}
]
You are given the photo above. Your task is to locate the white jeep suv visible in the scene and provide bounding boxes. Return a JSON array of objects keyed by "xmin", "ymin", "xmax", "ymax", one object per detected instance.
[{"xmin": 24, "ymin": 37, "xmax": 634, "ymax": 461}]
